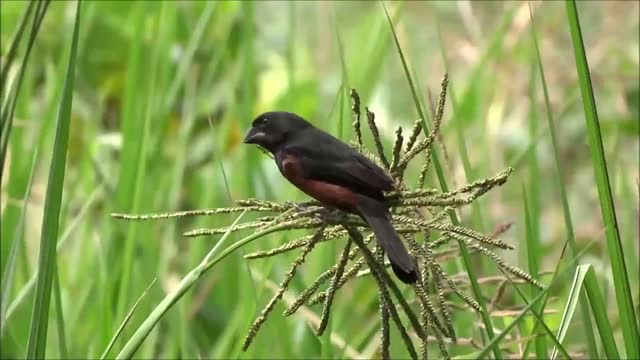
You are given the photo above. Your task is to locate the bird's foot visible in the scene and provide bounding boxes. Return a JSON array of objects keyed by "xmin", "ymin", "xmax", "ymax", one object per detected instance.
[
  {"xmin": 324, "ymin": 208, "xmax": 348, "ymax": 224},
  {"xmin": 285, "ymin": 201, "xmax": 309, "ymax": 213},
  {"xmin": 285, "ymin": 202, "xmax": 327, "ymax": 221}
]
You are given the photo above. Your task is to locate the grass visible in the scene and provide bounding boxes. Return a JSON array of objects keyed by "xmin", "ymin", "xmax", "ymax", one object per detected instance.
[
  {"xmin": 25, "ymin": 1, "xmax": 80, "ymax": 358},
  {"xmin": 566, "ymin": 1, "xmax": 640, "ymax": 358},
  {"xmin": 1, "ymin": 1, "xmax": 638, "ymax": 359},
  {"xmin": 527, "ymin": 2, "xmax": 598, "ymax": 358}
]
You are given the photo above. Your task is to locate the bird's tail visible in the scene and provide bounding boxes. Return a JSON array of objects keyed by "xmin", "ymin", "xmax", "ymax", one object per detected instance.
[{"xmin": 355, "ymin": 195, "xmax": 418, "ymax": 284}]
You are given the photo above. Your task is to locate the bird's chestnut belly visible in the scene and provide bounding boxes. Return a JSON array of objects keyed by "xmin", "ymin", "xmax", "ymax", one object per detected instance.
[
  {"xmin": 296, "ymin": 179, "xmax": 357, "ymax": 213},
  {"xmin": 279, "ymin": 154, "xmax": 357, "ymax": 213}
]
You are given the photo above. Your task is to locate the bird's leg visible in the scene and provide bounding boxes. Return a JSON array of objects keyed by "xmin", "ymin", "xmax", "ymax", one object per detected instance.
[
  {"xmin": 324, "ymin": 208, "xmax": 348, "ymax": 224},
  {"xmin": 284, "ymin": 200, "xmax": 321, "ymax": 212},
  {"xmin": 285, "ymin": 201, "xmax": 329, "ymax": 221},
  {"xmin": 285, "ymin": 202, "xmax": 351, "ymax": 224},
  {"xmin": 285, "ymin": 201, "xmax": 309, "ymax": 213}
]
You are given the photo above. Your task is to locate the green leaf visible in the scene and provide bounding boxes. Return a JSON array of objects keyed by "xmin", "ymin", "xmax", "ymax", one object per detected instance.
[
  {"xmin": 52, "ymin": 266, "xmax": 68, "ymax": 358},
  {"xmin": 114, "ymin": 1, "xmax": 164, "ymax": 326},
  {"xmin": 551, "ymin": 264, "xmax": 589, "ymax": 359},
  {"xmin": 0, "ymin": 145, "xmax": 40, "ymax": 336},
  {"xmin": 499, "ymin": 267, "xmax": 570, "ymax": 360},
  {"xmin": 582, "ymin": 265, "xmax": 621, "ymax": 359},
  {"xmin": 26, "ymin": 1, "xmax": 81, "ymax": 357},
  {"xmin": 1, "ymin": 0, "xmax": 49, "ymax": 187},
  {"xmin": 0, "ymin": 1, "xmax": 35, "ymax": 92},
  {"xmin": 101, "ymin": 279, "xmax": 157, "ymax": 359},
  {"xmin": 474, "ymin": 240, "xmax": 595, "ymax": 360},
  {"xmin": 566, "ymin": 1, "xmax": 640, "ymax": 358},
  {"xmin": 523, "ymin": 188, "xmax": 548, "ymax": 358}
]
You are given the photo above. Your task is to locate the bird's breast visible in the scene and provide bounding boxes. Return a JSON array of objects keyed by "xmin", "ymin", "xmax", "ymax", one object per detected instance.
[{"xmin": 279, "ymin": 153, "xmax": 357, "ymax": 213}]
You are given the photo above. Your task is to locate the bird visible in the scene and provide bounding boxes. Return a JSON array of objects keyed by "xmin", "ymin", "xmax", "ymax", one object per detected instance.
[{"xmin": 243, "ymin": 111, "xmax": 418, "ymax": 284}]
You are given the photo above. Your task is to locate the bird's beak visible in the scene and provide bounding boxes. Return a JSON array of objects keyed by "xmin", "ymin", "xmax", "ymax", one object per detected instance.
[{"xmin": 244, "ymin": 127, "xmax": 265, "ymax": 144}]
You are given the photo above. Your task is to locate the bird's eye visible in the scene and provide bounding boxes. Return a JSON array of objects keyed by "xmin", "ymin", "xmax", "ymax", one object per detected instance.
[{"xmin": 252, "ymin": 117, "xmax": 268, "ymax": 127}]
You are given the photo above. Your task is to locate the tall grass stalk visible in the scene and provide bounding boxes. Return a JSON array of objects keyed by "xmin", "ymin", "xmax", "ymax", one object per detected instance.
[
  {"xmin": 566, "ymin": 1, "xmax": 639, "ymax": 358},
  {"xmin": 25, "ymin": 1, "xmax": 81, "ymax": 357},
  {"xmin": 528, "ymin": 3, "xmax": 599, "ymax": 358}
]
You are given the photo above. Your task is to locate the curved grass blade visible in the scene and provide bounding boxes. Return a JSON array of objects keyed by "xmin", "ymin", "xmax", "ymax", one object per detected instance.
[
  {"xmin": 4, "ymin": 187, "xmax": 101, "ymax": 327},
  {"xmin": 565, "ymin": 1, "xmax": 639, "ymax": 358},
  {"xmin": 115, "ymin": 211, "xmax": 246, "ymax": 359},
  {"xmin": 100, "ymin": 278, "xmax": 157, "ymax": 359},
  {"xmin": 498, "ymin": 268, "xmax": 570, "ymax": 359},
  {"xmin": 474, "ymin": 240, "xmax": 595, "ymax": 359},
  {"xmin": 0, "ymin": 145, "xmax": 39, "ymax": 336},
  {"xmin": 1, "ymin": 0, "xmax": 50, "ymax": 181},
  {"xmin": 0, "ymin": 1, "xmax": 35, "ymax": 93},
  {"xmin": 25, "ymin": 1, "xmax": 81, "ymax": 358},
  {"xmin": 582, "ymin": 265, "xmax": 621, "ymax": 359},
  {"xmin": 551, "ymin": 265, "xmax": 602, "ymax": 359}
]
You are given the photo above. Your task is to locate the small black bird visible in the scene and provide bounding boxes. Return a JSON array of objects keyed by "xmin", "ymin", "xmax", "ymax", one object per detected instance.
[{"xmin": 244, "ymin": 111, "xmax": 418, "ymax": 284}]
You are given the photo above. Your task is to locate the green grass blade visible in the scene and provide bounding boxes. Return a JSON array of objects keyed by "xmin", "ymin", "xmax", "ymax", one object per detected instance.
[
  {"xmin": 287, "ymin": 1, "xmax": 296, "ymax": 92},
  {"xmin": 4, "ymin": 187, "xmax": 101, "ymax": 328},
  {"xmin": 551, "ymin": 264, "xmax": 589, "ymax": 359},
  {"xmin": 173, "ymin": 76, "xmax": 198, "ymax": 360},
  {"xmin": 434, "ymin": 16, "xmax": 488, "ymax": 234},
  {"xmin": 473, "ymin": 279, "xmax": 552, "ymax": 358},
  {"xmin": 52, "ymin": 266, "xmax": 68, "ymax": 358},
  {"xmin": 109, "ymin": 3, "xmax": 145, "ymax": 339},
  {"xmin": 0, "ymin": 0, "xmax": 35, "ymax": 93},
  {"xmin": 1, "ymin": 0, "xmax": 49, "ymax": 180},
  {"xmin": 565, "ymin": 1, "xmax": 639, "ymax": 357},
  {"xmin": 25, "ymin": 1, "xmax": 81, "ymax": 357},
  {"xmin": 101, "ymin": 279, "xmax": 157, "ymax": 359},
  {"xmin": 164, "ymin": 1, "xmax": 216, "ymax": 112},
  {"xmin": 528, "ymin": 3, "xmax": 599, "ymax": 358},
  {"xmin": 333, "ymin": 8, "xmax": 348, "ymax": 139},
  {"xmin": 115, "ymin": 211, "xmax": 246, "ymax": 359},
  {"xmin": 523, "ymin": 188, "xmax": 548, "ymax": 358},
  {"xmin": 475, "ymin": 240, "xmax": 594, "ymax": 359},
  {"xmin": 499, "ymin": 267, "xmax": 571, "ymax": 360},
  {"xmin": 582, "ymin": 265, "xmax": 621, "ymax": 359},
  {"xmin": 0, "ymin": 145, "xmax": 39, "ymax": 336},
  {"xmin": 115, "ymin": 2, "xmax": 163, "ymax": 325},
  {"xmin": 381, "ymin": 3, "xmax": 501, "ymax": 358},
  {"xmin": 241, "ymin": 0, "xmax": 257, "ymax": 196}
]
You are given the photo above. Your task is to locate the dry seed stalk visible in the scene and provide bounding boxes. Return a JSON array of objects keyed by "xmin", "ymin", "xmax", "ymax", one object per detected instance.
[
  {"xmin": 375, "ymin": 246, "xmax": 391, "ymax": 360},
  {"xmin": 350, "ymin": 88, "xmax": 363, "ymax": 148},
  {"xmin": 316, "ymin": 238, "xmax": 352, "ymax": 335},
  {"xmin": 366, "ymin": 107, "xmax": 390, "ymax": 169},
  {"xmin": 241, "ymin": 227, "xmax": 326, "ymax": 351}
]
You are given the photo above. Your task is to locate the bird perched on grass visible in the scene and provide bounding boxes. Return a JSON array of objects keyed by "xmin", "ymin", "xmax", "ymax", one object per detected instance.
[{"xmin": 244, "ymin": 111, "xmax": 418, "ymax": 284}]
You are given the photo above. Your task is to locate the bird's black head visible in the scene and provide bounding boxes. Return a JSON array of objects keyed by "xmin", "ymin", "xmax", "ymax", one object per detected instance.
[{"xmin": 244, "ymin": 111, "xmax": 312, "ymax": 153}]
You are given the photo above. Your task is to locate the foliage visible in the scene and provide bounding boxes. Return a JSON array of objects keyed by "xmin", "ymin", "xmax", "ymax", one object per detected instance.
[{"xmin": 1, "ymin": 1, "xmax": 638, "ymax": 359}]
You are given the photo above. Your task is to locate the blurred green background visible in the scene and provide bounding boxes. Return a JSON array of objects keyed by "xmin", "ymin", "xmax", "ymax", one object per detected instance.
[{"xmin": 1, "ymin": 1, "xmax": 638, "ymax": 359}]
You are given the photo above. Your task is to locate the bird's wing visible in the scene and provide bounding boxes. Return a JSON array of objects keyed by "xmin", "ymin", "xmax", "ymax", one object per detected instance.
[{"xmin": 284, "ymin": 129, "xmax": 394, "ymax": 199}]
